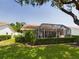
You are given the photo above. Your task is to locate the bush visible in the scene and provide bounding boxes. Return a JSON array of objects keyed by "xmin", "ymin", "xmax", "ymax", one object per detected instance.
[
  {"xmin": 24, "ymin": 30, "xmax": 36, "ymax": 45},
  {"xmin": 72, "ymin": 35, "xmax": 79, "ymax": 44},
  {"xmin": 15, "ymin": 35, "xmax": 25, "ymax": 43},
  {"xmin": 0, "ymin": 35, "xmax": 11, "ymax": 41},
  {"xmin": 15, "ymin": 30, "xmax": 36, "ymax": 45},
  {"xmin": 35, "ymin": 37, "xmax": 77, "ymax": 45},
  {"xmin": 72, "ymin": 35, "xmax": 79, "ymax": 38}
]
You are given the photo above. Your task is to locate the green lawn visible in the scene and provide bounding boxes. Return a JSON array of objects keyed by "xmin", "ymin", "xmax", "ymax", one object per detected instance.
[
  {"xmin": 0, "ymin": 43, "xmax": 79, "ymax": 59},
  {"xmin": 0, "ymin": 38, "xmax": 15, "ymax": 46}
]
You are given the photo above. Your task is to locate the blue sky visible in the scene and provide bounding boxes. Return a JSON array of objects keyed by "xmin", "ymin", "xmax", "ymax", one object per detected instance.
[{"xmin": 0, "ymin": 0, "xmax": 79, "ymax": 27}]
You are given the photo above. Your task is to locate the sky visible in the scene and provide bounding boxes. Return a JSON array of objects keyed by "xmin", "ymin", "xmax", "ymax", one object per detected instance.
[{"xmin": 0, "ymin": 0, "xmax": 79, "ymax": 27}]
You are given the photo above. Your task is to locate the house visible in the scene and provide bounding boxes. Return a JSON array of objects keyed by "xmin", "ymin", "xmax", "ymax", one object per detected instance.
[
  {"xmin": 36, "ymin": 23, "xmax": 71, "ymax": 38},
  {"xmin": 0, "ymin": 22, "xmax": 15, "ymax": 35},
  {"xmin": 70, "ymin": 27, "xmax": 79, "ymax": 36},
  {"xmin": 21, "ymin": 23, "xmax": 71, "ymax": 38},
  {"xmin": 21, "ymin": 24, "xmax": 38, "ymax": 31}
]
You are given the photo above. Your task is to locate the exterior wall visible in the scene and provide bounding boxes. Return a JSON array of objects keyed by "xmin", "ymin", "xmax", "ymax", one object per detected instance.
[
  {"xmin": 70, "ymin": 27, "xmax": 79, "ymax": 35},
  {"xmin": 36, "ymin": 24, "xmax": 71, "ymax": 38},
  {"xmin": 21, "ymin": 23, "xmax": 71, "ymax": 38},
  {"xmin": 0, "ymin": 27, "xmax": 14, "ymax": 35}
]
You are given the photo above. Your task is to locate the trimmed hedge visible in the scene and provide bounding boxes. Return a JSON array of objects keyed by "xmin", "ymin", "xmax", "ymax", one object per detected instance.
[
  {"xmin": 15, "ymin": 35, "xmax": 25, "ymax": 43},
  {"xmin": 72, "ymin": 35, "xmax": 79, "ymax": 38},
  {"xmin": 0, "ymin": 35, "xmax": 11, "ymax": 41},
  {"xmin": 35, "ymin": 37, "xmax": 77, "ymax": 45},
  {"xmin": 72, "ymin": 35, "xmax": 79, "ymax": 43},
  {"xmin": 14, "ymin": 34, "xmax": 78, "ymax": 45}
]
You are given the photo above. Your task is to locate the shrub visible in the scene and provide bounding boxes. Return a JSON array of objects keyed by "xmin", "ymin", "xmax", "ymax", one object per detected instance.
[
  {"xmin": 35, "ymin": 37, "xmax": 77, "ymax": 45},
  {"xmin": 15, "ymin": 35, "xmax": 25, "ymax": 43},
  {"xmin": 72, "ymin": 35, "xmax": 79, "ymax": 44},
  {"xmin": 72, "ymin": 35, "xmax": 79, "ymax": 38},
  {"xmin": 15, "ymin": 30, "xmax": 36, "ymax": 45},
  {"xmin": 0, "ymin": 35, "xmax": 11, "ymax": 41},
  {"xmin": 24, "ymin": 30, "xmax": 36, "ymax": 45}
]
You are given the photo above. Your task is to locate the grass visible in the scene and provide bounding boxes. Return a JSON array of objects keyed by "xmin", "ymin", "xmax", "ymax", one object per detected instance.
[
  {"xmin": 0, "ymin": 43, "xmax": 79, "ymax": 59},
  {"xmin": 0, "ymin": 38, "xmax": 15, "ymax": 46}
]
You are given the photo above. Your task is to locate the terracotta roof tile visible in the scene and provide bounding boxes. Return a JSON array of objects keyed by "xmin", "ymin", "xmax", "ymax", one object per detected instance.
[{"xmin": 21, "ymin": 24, "xmax": 39, "ymax": 30}]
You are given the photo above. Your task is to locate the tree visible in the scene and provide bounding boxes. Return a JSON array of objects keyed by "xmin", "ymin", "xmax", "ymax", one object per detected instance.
[
  {"xmin": 15, "ymin": 0, "xmax": 79, "ymax": 26},
  {"xmin": 10, "ymin": 22, "xmax": 26, "ymax": 32},
  {"xmin": 24, "ymin": 30, "xmax": 36, "ymax": 45}
]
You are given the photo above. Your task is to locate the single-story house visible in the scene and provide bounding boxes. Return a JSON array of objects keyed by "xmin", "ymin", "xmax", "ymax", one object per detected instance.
[
  {"xmin": 36, "ymin": 23, "xmax": 71, "ymax": 38},
  {"xmin": 21, "ymin": 23, "xmax": 71, "ymax": 38},
  {"xmin": 70, "ymin": 27, "xmax": 79, "ymax": 36},
  {"xmin": 0, "ymin": 22, "xmax": 15, "ymax": 35}
]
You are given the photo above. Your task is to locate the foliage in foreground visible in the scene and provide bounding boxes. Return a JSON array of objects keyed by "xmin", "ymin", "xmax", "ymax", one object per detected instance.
[
  {"xmin": 15, "ymin": 34, "xmax": 25, "ymax": 43},
  {"xmin": 10, "ymin": 22, "xmax": 25, "ymax": 32},
  {"xmin": 0, "ymin": 43, "xmax": 79, "ymax": 59},
  {"xmin": 35, "ymin": 37, "xmax": 77, "ymax": 45},
  {"xmin": 0, "ymin": 35, "xmax": 11, "ymax": 41},
  {"xmin": 15, "ymin": 0, "xmax": 79, "ymax": 25},
  {"xmin": 15, "ymin": 30, "xmax": 36, "ymax": 44},
  {"xmin": 15, "ymin": 34, "xmax": 77, "ymax": 45},
  {"xmin": 24, "ymin": 30, "xmax": 36, "ymax": 44}
]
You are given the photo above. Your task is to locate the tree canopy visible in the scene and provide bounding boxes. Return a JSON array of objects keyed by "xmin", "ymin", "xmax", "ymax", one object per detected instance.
[
  {"xmin": 15, "ymin": 0, "xmax": 79, "ymax": 26},
  {"xmin": 10, "ymin": 22, "xmax": 26, "ymax": 32}
]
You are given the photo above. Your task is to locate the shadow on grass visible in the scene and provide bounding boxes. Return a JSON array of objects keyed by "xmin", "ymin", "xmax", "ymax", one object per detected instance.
[{"xmin": 0, "ymin": 44, "xmax": 79, "ymax": 59}]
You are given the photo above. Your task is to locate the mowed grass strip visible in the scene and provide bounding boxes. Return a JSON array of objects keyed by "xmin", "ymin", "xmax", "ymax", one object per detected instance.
[
  {"xmin": 0, "ymin": 38, "xmax": 15, "ymax": 46},
  {"xmin": 0, "ymin": 43, "xmax": 79, "ymax": 59}
]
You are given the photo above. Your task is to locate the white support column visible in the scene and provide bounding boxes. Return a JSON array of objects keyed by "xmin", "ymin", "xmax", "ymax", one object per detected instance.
[
  {"xmin": 37, "ymin": 29, "xmax": 39, "ymax": 39},
  {"xmin": 64, "ymin": 29, "xmax": 66, "ymax": 37},
  {"xmin": 56, "ymin": 28, "xmax": 58, "ymax": 38},
  {"xmin": 58, "ymin": 32, "xmax": 60, "ymax": 38},
  {"xmin": 44, "ymin": 29, "xmax": 45, "ymax": 39}
]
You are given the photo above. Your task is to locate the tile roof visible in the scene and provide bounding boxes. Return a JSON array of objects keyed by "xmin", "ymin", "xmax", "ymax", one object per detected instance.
[
  {"xmin": 21, "ymin": 24, "xmax": 39, "ymax": 30},
  {"xmin": 21, "ymin": 23, "xmax": 70, "ymax": 31}
]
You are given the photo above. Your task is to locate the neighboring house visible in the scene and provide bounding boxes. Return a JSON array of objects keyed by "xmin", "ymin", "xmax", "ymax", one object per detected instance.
[
  {"xmin": 70, "ymin": 27, "xmax": 79, "ymax": 36},
  {"xmin": 21, "ymin": 23, "xmax": 71, "ymax": 38},
  {"xmin": 0, "ymin": 23, "xmax": 15, "ymax": 35}
]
